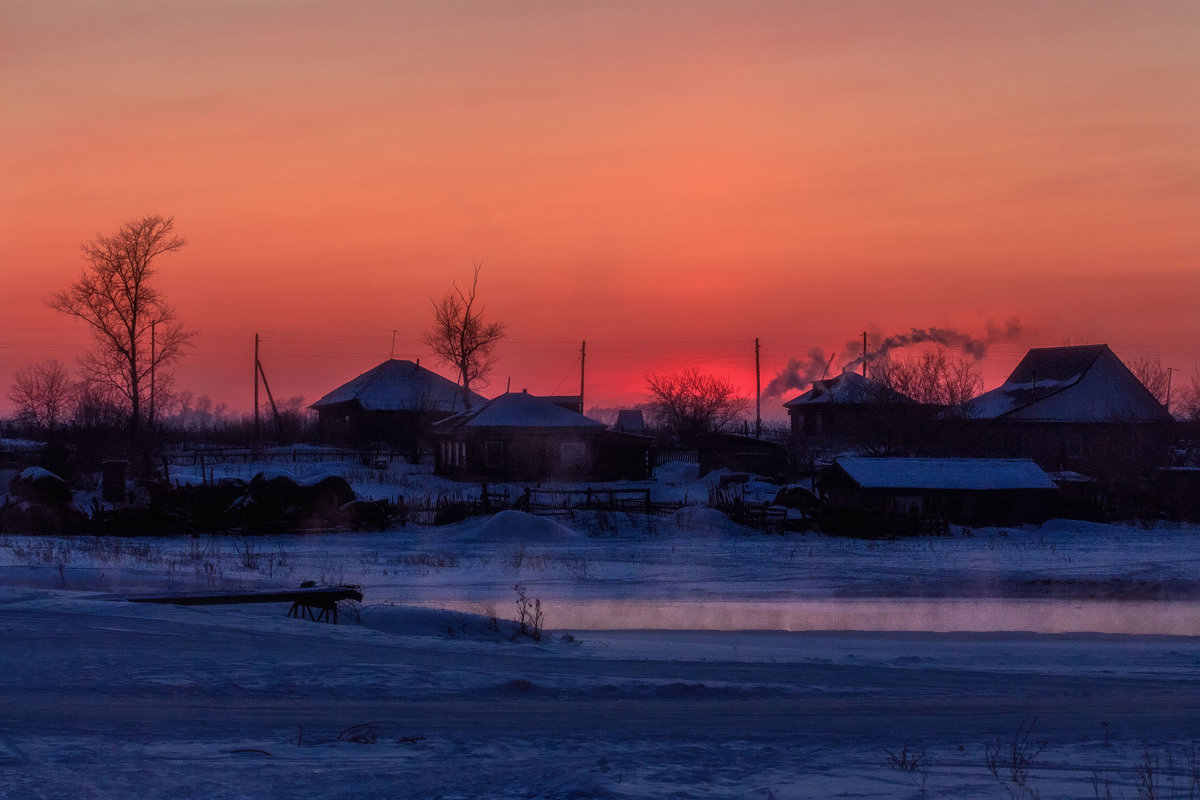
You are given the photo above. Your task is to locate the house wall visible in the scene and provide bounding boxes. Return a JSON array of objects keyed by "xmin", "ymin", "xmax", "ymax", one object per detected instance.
[{"xmin": 437, "ymin": 428, "xmax": 606, "ymax": 481}]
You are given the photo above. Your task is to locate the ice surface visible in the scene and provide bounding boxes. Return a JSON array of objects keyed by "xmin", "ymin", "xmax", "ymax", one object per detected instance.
[{"xmin": 2, "ymin": 457, "xmax": 1199, "ymax": 798}]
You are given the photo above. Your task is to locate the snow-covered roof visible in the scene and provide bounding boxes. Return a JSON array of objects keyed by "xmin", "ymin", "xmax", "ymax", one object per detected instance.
[
  {"xmin": 961, "ymin": 345, "xmax": 1170, "ymax": 422},
  {"xmin": 783, "ymin": 371, "xmax": 912, "ymax": 407},
  {"xmin": 436, "ymin": 391, "xmax": 607, "ymax": 429},
  {"xmin": 311, "ymin": 359, "xmax": 485, "ymax": 413},
  {"xmin": 833, "ymin": 457, "xmax": 1057, "ymax": 491}
]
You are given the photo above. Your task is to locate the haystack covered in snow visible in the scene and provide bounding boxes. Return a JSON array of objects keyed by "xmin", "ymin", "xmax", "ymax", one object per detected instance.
[
  {"xmin": 311, "ymin": 359, "xmax": 487, "ymax": 454},
  {"xmin": 955, "ymin": 345, "xmax": 1172, "ymax": 479},
  {"xmin": 433, "ymin": 391, "xmax": 651, "ymax": 481}
]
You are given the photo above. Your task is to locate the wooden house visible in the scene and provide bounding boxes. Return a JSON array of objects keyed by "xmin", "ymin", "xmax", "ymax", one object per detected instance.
[
  {"xmin": 310, "ymin": 359, "xmax": 486, "ymax": 455},
  {"xmin": 783, "ymin": 371, "xmax": 923, "ymax": 452},
  {"xmin": 433, "ymin": 391, "xmax": 651, "ymax": 481},
  {"xmin": 955, "ymin": 345, "xmax": 1172, "ymax": 480},
  {"xmin": 818, "ymin": 456, "xmax": 1058, "ymax": 533}
]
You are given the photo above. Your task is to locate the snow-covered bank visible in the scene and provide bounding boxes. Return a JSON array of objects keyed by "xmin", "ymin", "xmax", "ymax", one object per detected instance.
[
  {"xmin": 2, "ymin": 589, "xmax": 1200, "ymax": 799},
  {"xmin": 4, "ymin": 457, "xmax": 1200, "ymax": 797}
]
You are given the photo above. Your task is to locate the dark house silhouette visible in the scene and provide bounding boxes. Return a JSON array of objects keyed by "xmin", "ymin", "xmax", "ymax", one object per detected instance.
[
  {"xmin": 433, "ymin": 391, "xmax": 651, "ymax": 481},
  {"xmin": 783, "ymin": 371, "xmax": 921, "ymax": 453},
  {"xmin": 311, "ymin": 359, "xmax": 486, "ymax": 456},
  {"xmin": 955, "ymin": 344, "xmax": 1172, "ymax": 480},
  {"xmin": 818, "ymin": 456, "xmax": 1058, "ymax": 532}
]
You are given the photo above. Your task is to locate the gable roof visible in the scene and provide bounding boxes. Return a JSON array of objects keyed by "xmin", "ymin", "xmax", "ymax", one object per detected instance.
[
  {"xmin": 832, "ymin": 457, "xmax": 1057, "ymax": 491},
  {"xmin": 311, "ymin": 359, "xmax": 486, "ymax": 413},
  {"xmin": 962, "ymin": 344, "xmax": 1170, "ymax": 421},
  {"xmin": 783, "ymin": 370, "xmax": 913, "ymax": 408},
  {"xmin": 614, "ymin": 409, "xmax": 646, "ymax": 433},
  {"xmin": 435, "ymin": 391, "xmax": 606, "ymax": 429}
]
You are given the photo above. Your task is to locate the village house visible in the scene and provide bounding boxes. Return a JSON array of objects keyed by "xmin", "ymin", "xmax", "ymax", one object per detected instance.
[
  {"xmin": 783, "ymin": 370, "xmax": 924, "ymax": 456},
  {"xmin": 310, "ymin": 359, "xmax": 486, "ymax": 457},
  {"xmin": 432, "ymin": 391, "xmax": 652, "ymax": 481},
  {"xmin": 953, "ymin": 344, "xmax": 1172, "ymax": 481}
]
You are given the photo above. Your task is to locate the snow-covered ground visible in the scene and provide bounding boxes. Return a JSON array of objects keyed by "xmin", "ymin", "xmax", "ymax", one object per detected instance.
[{"xmin": 2, "ymin": 459, "xmax": 1199, "ymax": 798}]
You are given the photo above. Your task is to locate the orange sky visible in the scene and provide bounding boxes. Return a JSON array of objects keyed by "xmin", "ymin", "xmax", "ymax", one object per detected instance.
[{"xmin": 3, "ymin": 1, "xmax": 1198, "ymax": 419}]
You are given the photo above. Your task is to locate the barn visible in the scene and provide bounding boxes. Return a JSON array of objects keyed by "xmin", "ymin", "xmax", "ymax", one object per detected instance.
[{"xmin": 818, "ymin": 456, "xmax": 1059, "ymax": 534}]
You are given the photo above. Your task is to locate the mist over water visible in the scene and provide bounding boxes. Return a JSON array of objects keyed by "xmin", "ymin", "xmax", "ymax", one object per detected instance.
[{"xmin": 433, "ymin": 598, "xmax": 1200, "ymax": 636}]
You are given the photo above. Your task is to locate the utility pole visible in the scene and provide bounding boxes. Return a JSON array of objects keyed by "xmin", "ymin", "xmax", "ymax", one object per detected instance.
[
  {"xmin": 862, "ymin": 332, "xmax": 868, "ymax": 378},
  {"xmin": 580, "ymin": 340, "xmax": 586, "ymax": 409},
  {"xmin": 1167, "ymin": 367, "xmax": 1180, "ymax": 413},
  {"xmin": 754, "ymin": 337, "xmax": 761, "ymax": 438},
  {"xmin": 254, "ymin": 333, "xmax": 260, "ymax": 442}
]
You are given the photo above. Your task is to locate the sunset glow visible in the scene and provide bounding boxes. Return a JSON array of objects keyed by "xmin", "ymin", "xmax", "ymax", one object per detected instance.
[{"xmin": 3, "ymin": 1, "xmax": 1198, "ymax": 417}]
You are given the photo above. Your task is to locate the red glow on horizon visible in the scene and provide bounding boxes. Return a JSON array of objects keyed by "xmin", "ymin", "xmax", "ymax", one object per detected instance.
[{"xmin": 2, "ymin": 2, "xmax": 1197, "ymax": 418}]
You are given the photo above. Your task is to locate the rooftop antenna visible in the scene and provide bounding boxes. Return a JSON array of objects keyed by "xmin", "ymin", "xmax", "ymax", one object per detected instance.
[{"xmin": 821, "ymin": 352, "xmax": 836, "ymax": 380}]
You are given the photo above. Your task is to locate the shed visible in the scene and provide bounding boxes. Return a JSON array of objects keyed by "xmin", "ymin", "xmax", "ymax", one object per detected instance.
[{"xmin": 818, "ymin": 456, "xmax": 1058, "ymax": 533}]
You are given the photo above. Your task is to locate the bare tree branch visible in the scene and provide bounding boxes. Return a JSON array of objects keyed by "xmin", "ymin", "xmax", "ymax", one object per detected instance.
[
  {"xmin": 422, "ymin": 264, "xmax": 506, "ymax": 409},
  {"xmin": 47, "ymin": 214, "xmax": 195, "ymax": 434},
  {"xmin": 645, "ymin": 369, "xmax": 749, "ymax": 440}
]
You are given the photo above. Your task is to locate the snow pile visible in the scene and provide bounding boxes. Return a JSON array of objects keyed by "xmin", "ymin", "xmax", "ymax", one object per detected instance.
[{"xmin": 463, "ymin": 509, "xmax": 581, "ymax": 543}]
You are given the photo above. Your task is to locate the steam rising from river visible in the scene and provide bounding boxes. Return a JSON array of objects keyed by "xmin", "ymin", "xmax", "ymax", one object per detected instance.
[{"xmin": 432, "ymin": 598, "xmax": 1200, "ymax": 636}]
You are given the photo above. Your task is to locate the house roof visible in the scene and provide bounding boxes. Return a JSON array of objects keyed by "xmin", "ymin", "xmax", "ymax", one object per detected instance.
[
  {"xmin": 614, "ymin": 409, "xmax": 646, "ymax": 433},
  {"xmin": 435, "ymin": 391, "xmax": 606, "ymax": 429},
  {"xmin": 832, "ymin": 457, "xmax": 1057, "ymax": 491},
  {"xmin": 961, "ymin": 344, "xmax": 1170, "ymax": 421},
  {"xmin": 783, "ymin": 370, "xmax": 912, "ymax": 408},
  {"xmin": 310, "ymin": 359, "xmax": 485, "ymax": 413}
]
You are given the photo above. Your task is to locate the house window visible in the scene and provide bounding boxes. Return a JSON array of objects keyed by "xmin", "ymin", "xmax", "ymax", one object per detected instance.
[
  {"xmin": 561, "ymin": 441, "xmax": 587, "ymax": 470},
  {"xmin": 485, "ymin": 441, "xmax": 503, "ymax": 469}
]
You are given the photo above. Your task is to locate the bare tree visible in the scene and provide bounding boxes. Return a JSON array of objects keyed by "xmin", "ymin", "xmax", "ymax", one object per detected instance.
[
  {"xmin": 422, "ymin": 264, "xmax": 506, "ymax": 409},
  {"xmin": 1129, "ymin": 356, "xmax": 1171, "ymax": 407},
  {"xmin": 48, "ymin": 215, "xmax": 194, "ymax": 435},
  {"xmin": 7, "ymin": 359, "xmax": 76, "ymax": 429},
  {"xmin": 645, "ymin": 369, "xmax": 749, "ymax": 440},
  {"xmin": 1177, "ymin": 367, "xmax": 1200, "ymax": 422},
  {"xmin": 872, "ymin": 349, "xmax": 982, "ymax": 408}
]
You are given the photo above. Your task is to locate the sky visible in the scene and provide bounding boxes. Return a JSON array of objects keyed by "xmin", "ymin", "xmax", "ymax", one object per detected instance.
[{"xmin": 2, "ymin": 0, "xmax": 1198, "ymax": 420}]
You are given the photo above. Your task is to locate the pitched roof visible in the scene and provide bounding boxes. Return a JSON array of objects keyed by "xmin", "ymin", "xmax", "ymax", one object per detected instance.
[
  {"xmin": 310, "ymin": 359, "xmax": 485, "ymax": 413},
  {"xmin": 614, "ymin": 409, "xmax": 646, "ymax": 433},
  {"xmin": 783, "ymin": 370, "xmax": 913, "ymax": 407},
  {"xmin": 833, "ymin": 457, "xmax": 1057, "ymax": 491},
  {"xmin": 436, "ymin": 391, "xmax": 606, "ymax": 429},
  {"xmin": 962, "ymin": 344, "xmax": 1170, "ymax": 421}
]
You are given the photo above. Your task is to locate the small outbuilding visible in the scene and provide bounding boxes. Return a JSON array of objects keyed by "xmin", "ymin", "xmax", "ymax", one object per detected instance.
[{"xmin": 818, "ymin": 456, "xmax": 1059, "ymax": 534}]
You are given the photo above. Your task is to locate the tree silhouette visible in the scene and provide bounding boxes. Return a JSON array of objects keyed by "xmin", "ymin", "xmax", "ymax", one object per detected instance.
[
  {"xmin": 423, "ymin": 264, "xmax": 505, "ymax": 409},
  {"xmin": 48, "ymin": 214, "xmax": 194, "ymax": 435},
  {"xmin": 7, "ymin": 359, "xmax": 76, "ymax": 430},
  {"xmin": 645, "ymin": 369, "xmax": 748, "ymax": 441}
]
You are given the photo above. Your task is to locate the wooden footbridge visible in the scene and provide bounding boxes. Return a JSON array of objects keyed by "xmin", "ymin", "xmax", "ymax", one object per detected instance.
[{"xmin": 128, "ymin": 586, "xmax": 363, "ymax": 623}]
